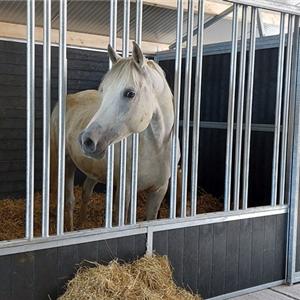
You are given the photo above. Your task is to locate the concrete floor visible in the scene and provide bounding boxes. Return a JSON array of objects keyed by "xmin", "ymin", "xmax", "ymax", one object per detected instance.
[{"xmin": 230, "ymin": 284, "xmax": 300, "ymax": 299}]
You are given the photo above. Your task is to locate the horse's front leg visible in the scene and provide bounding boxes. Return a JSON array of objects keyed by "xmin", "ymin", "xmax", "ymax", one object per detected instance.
[
  {"xmin": 64, "ymin": 156, "xmax": 76, "ymax": 231},
  {"xmin": 79, "ymin": 177, "xmax": 97, "ymax": 227},
  {"xmin": 145, "ymin": 181, "xmax": 169, "ymax": 220}
]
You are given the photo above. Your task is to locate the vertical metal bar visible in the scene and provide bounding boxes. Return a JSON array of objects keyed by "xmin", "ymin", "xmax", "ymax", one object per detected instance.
[
  {"xmin": 169, "ymin": 0, "xmax": 183, "ymax": 219},
  {"xmin": 119, "ymin": 0, "xmax": 130, "ymax": 226},
  {"xmin": 130, "ymin": 0, "xmax": 143, "ymax": 225},
  {"xmin": 190, "ymin": 0, "xmax": 204, "ymax": 217},
  {"xmin": 26, "ymin": 0, "xmax": 35, "ymax": 240},
  {"xmin": 271, "ymin": 13, "xmax": 286, "ymax": 207},
  {"xmin": 180, "ymin": 0, "xmax": 194, "ymax": 218},
  {"xmin": 279, "ymin": 15, "xmax": 294, "ymax": 206},
  {"xmin": 242, "ymin": 7, "xmax": 257, "ymax": 210},
  {"xmin": 42, "ymin": 0, "xmax": 51, "ymax": 237},
  {"xmin": 224, "ymin": 4, "xmax": 238, "ymax": 212},
  {"xmin": 286, "ymin": 15, "xmax": 299, "ymax": 285},
  {"xmin": 105, "ymin": 0, "xmax": 118, "ymax": 229},
  {"xmin": 57, "ymin": 0, "xmax": 67, "ymax": 235},
  {"xmin": 233, "ymin": 5, "xmax": 248, "ymax": 211}
]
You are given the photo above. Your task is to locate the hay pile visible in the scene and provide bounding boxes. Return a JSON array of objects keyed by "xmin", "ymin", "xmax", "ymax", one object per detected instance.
[
  {"xmin": 0, "ymin": 186, "xmax": 222, "ymax": 241},
  {"xmin": 59, "ymin": 255, "xmax": 201, "ymax": 300}
]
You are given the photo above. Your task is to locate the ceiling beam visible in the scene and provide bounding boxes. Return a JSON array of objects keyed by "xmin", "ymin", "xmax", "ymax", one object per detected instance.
[{"xmin": 0, "ymin": 22, "xmax": 169, "ymax": 54}]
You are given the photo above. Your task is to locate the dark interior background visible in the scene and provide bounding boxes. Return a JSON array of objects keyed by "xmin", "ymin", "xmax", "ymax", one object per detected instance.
[{"xmin": 0, "ymin": 39, "xmax": 282, "ymax": 208}]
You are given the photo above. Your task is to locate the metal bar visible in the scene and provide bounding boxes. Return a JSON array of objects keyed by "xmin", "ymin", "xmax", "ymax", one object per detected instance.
[
  {"xmin": 42, "ymin": 0, "xmax": 51, "ymax": 238},
  {"xmin": 118, "ymin": 0, "xmax": 130, "ymax": 226},
  {"xmin": 224, "ymin": 4, "xmax": 239, "ymax": 212},
  {"xmin": 105, "ymin": 0, "xmax": 118, "ymax": 229},
  {"xmin": 257, "ymin": 9, "xmax": 265, "ymax": 37},
  {"xmin": 279, "ymin": 15, "xmax": 294, "ymax": 206},
  {"xmin": 26, "ymin": 0, "xmax": 35, "ymax": 240},
  {"xmin": 242, "ymin": 7, "xmax": 257, "ymax": 210},
  {"xmin": 190, "ymin": 0, "xmax": 204, "ymax": 217},
  {"xmin": 130, "ymin": 0, "xmax": 143, "ymax": 225},
  {"xmin": 233, "ymin": 5, "xmax": 248, "ymax": 211},
  {"xmin": 57, "ymin": 0, "xmax": 67, "ymax": 235},
  {"xmin": 271, "ymin": 13, "xmax": 286, "ymax": 207},
  {"xmin": 169, "ymin": 0, "xmax": 184, "ymax": 219},
  {"xmin": 286, "ymin": 15, "xmax": 300, "ymax": 285},
  {"xmin": 169, "ymin": 5, "xmax": 233, "ymax": 50},
  {"xmin": 180, "ymin": 0, "xmax": 194, "ymax": 218},
  {"xmin": 0, "ymin": 205, "xmax": 287, "ymax": 257}
]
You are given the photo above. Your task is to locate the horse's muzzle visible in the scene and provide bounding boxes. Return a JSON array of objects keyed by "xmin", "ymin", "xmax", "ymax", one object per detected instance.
[{"xmin": 79, "ymin": 123, "xmax": 107, "ymax": 160}]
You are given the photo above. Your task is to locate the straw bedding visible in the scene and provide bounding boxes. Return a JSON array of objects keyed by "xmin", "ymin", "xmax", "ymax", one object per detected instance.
[
  {"xmin": 0, "ymin": 186, "xmax": 222, "ymax": 241},
  {"xmin": 59, "ymin": 254, "xmax": 202, "ymax": 300}
]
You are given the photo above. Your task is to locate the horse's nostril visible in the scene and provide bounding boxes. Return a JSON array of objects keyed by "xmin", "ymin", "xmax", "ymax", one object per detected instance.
[{"xmin": 83, "ymin": 137, "xmax": 96, "ymax": 152}]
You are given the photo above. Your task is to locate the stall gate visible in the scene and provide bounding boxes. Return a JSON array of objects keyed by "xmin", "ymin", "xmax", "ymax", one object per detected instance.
[{"xmin": 0, "ymin": 0, "xmax": 300, "ymax": 299}]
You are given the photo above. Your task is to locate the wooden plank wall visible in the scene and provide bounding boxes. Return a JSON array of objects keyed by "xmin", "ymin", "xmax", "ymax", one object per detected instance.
[
  {"xmin": 154, "ymin": 214, "xmax": 287, "ymax": 299},
  {"xmin": 0, "ymin": 214, "xmax": 287, "ymax": 300},
  {"xmin": 0, "ymin": 40, "xmax": 109, "ymax": 198}
]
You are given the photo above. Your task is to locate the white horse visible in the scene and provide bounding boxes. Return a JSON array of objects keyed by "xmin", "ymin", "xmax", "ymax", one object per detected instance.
[{"xmin": 51, "ymin": 42, "xmax": 180, "ymax": 230}]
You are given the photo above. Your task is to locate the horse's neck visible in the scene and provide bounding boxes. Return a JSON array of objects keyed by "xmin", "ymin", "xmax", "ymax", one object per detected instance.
[{"xmin": 146, "ymin": 84, "xmax": 174, "ymax": 148}]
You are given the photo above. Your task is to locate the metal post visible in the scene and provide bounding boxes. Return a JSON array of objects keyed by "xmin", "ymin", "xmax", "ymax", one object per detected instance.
[
  {"xmin": 42, "ymin": 0, "xmax": 51, "ymax": 237},
  {"xmin": 190, "ymin": 0, "xmax": 204, "ymax": 217},
  {"xmin": 169, "ymin": 0, "xmax": 183, "ymax": 219},
  {"xmin": 26, "ymin": 0, "xmax": 35, "ymax": 240},
  {"xmin": 181, "ymin": 0, "xmax": 194, "ymax": 218},
  {"xmin": 287, "ymin": 16, "xmax": 299, "ymax": 285},
  {"xmin": 279, "ymin": 15, "xmax": 294, "ymax": 206},
  {"xmin": 271, "ymin": 13, "xmax": 286, "ymax": 207},
  {"xmin": 119, "ymin": 0, "xmax": 130, "ymax": 226},
  {"xmin": 130, "ymin": 0, "xmax": 143, "ymax": 225},
  {"xmin": 242, "ymin": 7, "xmax": 257, "ymax": 210},
  {"xmin": 224, "ymin": 4, "xmax": 238, "ymax": 212},
  {"xmin": 57, "ymin": 0, "xmax": 67, "ymax": 235},
  {"xmin": 233, "ymin": 5, "xmax": 248, "ymax": 211},
  {"xmin": 105, "ymin": 0, "xmax": 118, "ymax": 229}
]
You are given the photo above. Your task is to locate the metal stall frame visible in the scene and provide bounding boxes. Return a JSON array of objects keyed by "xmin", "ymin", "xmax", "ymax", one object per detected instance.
[{"xmin": 3, "ymin": 0, "xmax": 300, "ymax": 297}]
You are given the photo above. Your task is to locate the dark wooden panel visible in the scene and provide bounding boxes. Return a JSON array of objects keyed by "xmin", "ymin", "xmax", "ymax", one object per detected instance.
[
  {"xmin": 198, "ymin": 224, "xmax": 213, "ymax": 299},
  {"xmin": 57, "ymin": 245, "xmax": 79, "ymax": 296},
  {"xmin": 34, "ymin": 248, "xmax": 58, "ymax": 300},
  {"xmin": 78, "ymin": 241, "xmax": 98, "ymax": 266},
  {"xmin": 210, "ymin": 222, "xmax": 227, "ymax": 297},
  {"xmin": 168, "ymin": 228, "xmax": 184, "ymax": 285},
  {"xmin": 262, "ymin": 216, "xmax": 277, "ymax": 283},
  {"xmin": 183, "ymin": 226, "xmax": 199, "ymax": 293},
  {"xmin": 135, "ymin": 234, "xmax": 147, "ymax": 258},
  {"xmin": 153, "ymin": 230, "xmax": 168, "ymax": 255},
  {"xmin": 274, "ymin": 214, "xmax": 287, "ymax": 279},
  {"xmin": 224, "ymin": 220, "xmax": 240, "ymax": 293},
  {"xmin": 98, "ymin": 238, "xmax": 118, "ymax": 263},
  {"xmin": 250, "ymin": 217, "xmax": 265, "ymax": 286},
  {"xmin": 117, "ymin": 236, "xmax": 136, "ymax": 262},
  {"xmin": 238, "ymin": 218, "xmax": 252, "ymax": 290},
  {"xmin": 11, "ymin": 252, "xmax": 35, "ymax": 300},
  {"xmin": 0, "ymin": 255, "xmax": 12, "ymax": 300}
]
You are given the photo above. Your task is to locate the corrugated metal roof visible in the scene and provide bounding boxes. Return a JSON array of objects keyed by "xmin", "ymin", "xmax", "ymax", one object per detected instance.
[{"xmin": 0, "ymin": 0, "xmax": 293, "ymax": 46}]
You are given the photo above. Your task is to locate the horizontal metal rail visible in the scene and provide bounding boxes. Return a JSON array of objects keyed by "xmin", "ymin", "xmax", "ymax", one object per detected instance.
[{"xmin": 0, "ymin": 205, "xmax": 287, "ymax": 256}]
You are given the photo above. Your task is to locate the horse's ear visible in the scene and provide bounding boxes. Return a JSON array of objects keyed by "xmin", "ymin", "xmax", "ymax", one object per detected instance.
[
  {"xmin": 132, "ymin": 41, "xmax": 145, "ymax": 68},
  {"xmin": 107, "ymin": 44, "xmax": 121, "ymax": 64}
]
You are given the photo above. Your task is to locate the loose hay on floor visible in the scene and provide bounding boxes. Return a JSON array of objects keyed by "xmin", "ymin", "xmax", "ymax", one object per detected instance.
[
  {"xmin": 0, "ymin": 186, "xmax": 223, "ymax": 241},
  {"xmin": 59, "ymin": 255, "xmax": 202, "ymax": 300}
]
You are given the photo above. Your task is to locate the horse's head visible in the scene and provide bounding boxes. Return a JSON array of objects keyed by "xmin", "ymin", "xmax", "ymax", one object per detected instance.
[{"xmin": 79, "ymin": 42, "xmax": 165, "ymax": 159}]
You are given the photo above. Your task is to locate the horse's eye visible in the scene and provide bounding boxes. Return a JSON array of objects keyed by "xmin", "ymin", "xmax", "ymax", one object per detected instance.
[{"xmin": 124, "ymin": 89, "xmax": 136, "ymax": 99}]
